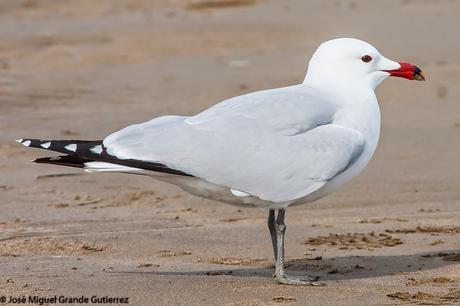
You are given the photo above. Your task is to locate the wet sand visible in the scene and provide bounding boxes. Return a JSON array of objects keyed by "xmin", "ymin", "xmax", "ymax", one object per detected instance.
[{"xmin": 0, "ymin": 0, "xmax": 459, "ymax": 305}]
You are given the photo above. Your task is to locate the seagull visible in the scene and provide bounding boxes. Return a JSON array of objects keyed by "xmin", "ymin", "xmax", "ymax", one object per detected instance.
[{"xmin": 18, "ymin": 38, "xmax": 424, "ymax": 286}]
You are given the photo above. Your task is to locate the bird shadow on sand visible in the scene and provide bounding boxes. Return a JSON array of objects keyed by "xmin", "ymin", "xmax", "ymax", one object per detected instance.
[{"xmin": 111, "ymin": 249, "xmax": 460, "ymax": 282}]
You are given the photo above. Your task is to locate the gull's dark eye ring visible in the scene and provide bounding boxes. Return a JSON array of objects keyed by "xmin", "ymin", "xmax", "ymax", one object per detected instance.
[{"xmin": 361, "ymin": 55, "xmax": 373, "ymax": 63}]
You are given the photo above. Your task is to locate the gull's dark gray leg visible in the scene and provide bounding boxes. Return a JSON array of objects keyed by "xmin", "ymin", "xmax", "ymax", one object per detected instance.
[
  {"xmin": 274, "ymin": 208, "xmax": 287, "ymax": 279},
  {"xmin": 272, "ymin": 208, "xmax": 324, "ymax": 286},
  {"xmin": 267, "ymin": 209, "xmax": 277, "ymax": 261}
]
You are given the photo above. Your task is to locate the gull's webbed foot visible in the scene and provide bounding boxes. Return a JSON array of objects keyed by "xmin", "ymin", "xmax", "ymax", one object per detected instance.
[{"xmin": 276, "ymin": 275, "xmax": 325, "ymax": 286}]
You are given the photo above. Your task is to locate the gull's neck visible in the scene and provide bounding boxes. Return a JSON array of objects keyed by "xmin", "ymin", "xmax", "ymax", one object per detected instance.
[
  {"xmin": 304, "ymin": 73, "xmax": 375, "ymax": 97},
  {"xmin": 302, "ymin": 76, "xmax": 381, "ymax": 146},
  {"xmin": 303, "ymin": 76, "xmax": 377, "ymax": 110}
]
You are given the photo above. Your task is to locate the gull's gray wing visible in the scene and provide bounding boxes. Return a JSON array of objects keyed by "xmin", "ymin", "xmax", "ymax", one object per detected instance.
[{"xmin": 103, "ymin": 85, "xmax": 365, "ymax": 203}]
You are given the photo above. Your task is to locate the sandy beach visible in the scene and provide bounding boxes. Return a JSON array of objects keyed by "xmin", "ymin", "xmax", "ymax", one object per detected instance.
[{"xmin": 0, "ymin": 0, "xmax": 459, "ymax": 305}]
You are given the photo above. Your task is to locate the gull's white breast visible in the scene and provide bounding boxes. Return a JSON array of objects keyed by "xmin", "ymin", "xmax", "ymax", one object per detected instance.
[{"xmin": 292, "ymin": 92, "xmax": 382, "ymax": 206}]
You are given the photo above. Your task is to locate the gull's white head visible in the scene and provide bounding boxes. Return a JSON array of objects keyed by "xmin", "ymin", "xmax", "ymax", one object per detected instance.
[{"xmin": 304, "ymin": 38, "xmax": 424, "ymax": 91}]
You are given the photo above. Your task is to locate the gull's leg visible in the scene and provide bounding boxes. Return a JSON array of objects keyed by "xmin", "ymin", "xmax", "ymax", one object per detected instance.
[
  {"xmin": 268, "ymin": 209, "xmax": 278, "ymax": 278},
  {"xmin": 267, "ymin": 209, "xmax": 277, "ymax": 261},
  {"xmin": 273, "ymin": 208, "xmax": 324, "ymax": 286}
]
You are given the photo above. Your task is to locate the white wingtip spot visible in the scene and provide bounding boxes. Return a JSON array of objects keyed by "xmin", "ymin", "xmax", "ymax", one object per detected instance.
[
  {"xmin": 40, "ymin": 142, "xmax": 51, "ymax": 149},
  {"xmin": 65, "ymin": 144, "xmax": 77, "ymax": 152},
  {"xmin": 89, "ymin": 145, "xmax": 103, "ymax": 154},
  {"xmin": 16, "ymin": 139, "xmax": 23, "ymax": 143},
  {"xmin": 22, "ymin": 140, "xmax": 31, "ymax": 147}
]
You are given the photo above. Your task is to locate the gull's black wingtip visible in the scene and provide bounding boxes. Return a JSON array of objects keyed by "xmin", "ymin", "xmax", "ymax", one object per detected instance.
[{"xmin": 17, "ymin": 138, "xmax": 193, "ymax": 177}]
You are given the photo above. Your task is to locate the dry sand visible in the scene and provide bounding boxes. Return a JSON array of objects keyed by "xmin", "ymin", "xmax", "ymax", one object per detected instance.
[{"xmin": 0, "ymin": 0, "xmax": 459, "ymax": 305}]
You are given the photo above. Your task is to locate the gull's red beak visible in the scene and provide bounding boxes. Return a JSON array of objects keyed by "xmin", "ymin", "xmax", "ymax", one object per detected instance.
[{"xmin": 383, "ymin": 62, "xmax": 425, "ymax": 81}]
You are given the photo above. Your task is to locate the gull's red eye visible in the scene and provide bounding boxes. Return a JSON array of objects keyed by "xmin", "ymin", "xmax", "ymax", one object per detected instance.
[{"xmin": 361, "ymin": 55, "xmax": 372, "ymax": 63}]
